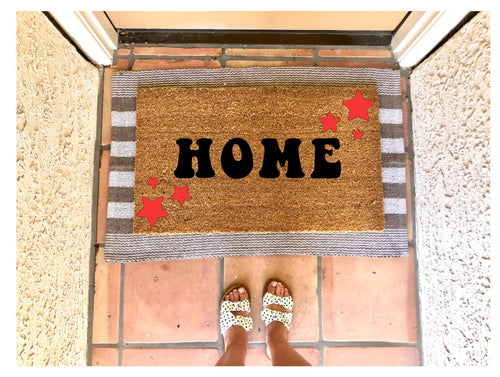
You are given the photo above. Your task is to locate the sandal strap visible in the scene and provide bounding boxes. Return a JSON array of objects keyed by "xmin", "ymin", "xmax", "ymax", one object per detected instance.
[
  {"xmin": 219, "ymin": 299, "xmax": 253, "ymax": 334},
  {"xmin": 263, "ymin": 292, "xmax": 294, "ymax": 310},
  {"xmin": 261, "ymin": 308, "xmax": 293, "ymax": 330},
  {"xmin": 220, "ymin": 299, "xmax": 251, "ymax": 313}
]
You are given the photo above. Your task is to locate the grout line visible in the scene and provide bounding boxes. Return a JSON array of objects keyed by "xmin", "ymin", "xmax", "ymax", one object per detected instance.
[
  {"xmin": 217, "ymin": 257, "xmax": 225, "ymax": 357},
  {"xmin": 106, "ymin": 340, "xmax": 419, "ymax": 349},
  {"xmin": 86, "ymin": 66, "xmax": 105, "ymax": 366},
  {"xmin": 401, "ymin": 68, "xmax": 424, "ymax": 365},
  {"xmin": 316, "ymin": 256, "xmax": 324, "ymax": 366},
  {"xmin": 219, "ymin": 48, "xmax": 227, "ymax": 68},
  {"xmin": 312, "ymin": 47, "xmax": 319, "ymax": 67},
  {"xmin": 127, "ymin": 54, "xmax": 394, "ymax": 63},
  {"xmin": 92, "ymin": 343, "xmax": 120, "ymax": 348},
  {"xmin": 120, "ymin": 342, "xmax": 221, "ymax": 349},
  {"xmin": 118, "ymin": 263, "xmax": 125, "ymax": 366},
  {"xmin": 131, "ymin": 54, "xmax": 222, "ymax": 61}
]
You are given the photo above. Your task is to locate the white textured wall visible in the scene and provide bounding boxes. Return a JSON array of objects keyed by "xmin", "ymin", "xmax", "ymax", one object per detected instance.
[
  {"xmin": 16, "ymin": 12, "xmax": 99, "ymax": 365},
  {"xmin": 410, "ymin": 12, "xmax": 490, "ymax": 366}
]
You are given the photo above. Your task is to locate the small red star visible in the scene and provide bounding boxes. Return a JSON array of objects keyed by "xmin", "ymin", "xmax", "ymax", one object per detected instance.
[
  {"xmin": 343, "ymin": 90, "xmax": 375, "ymax": 121},
  {"xmin": 147, "ymin": 177, "xmax": 159, "ymax": 189},
  {"xmin": 353, "ymin": 129, "xmax": 364, "ymax": 140},
  {"xmin": 136, "ymin": 196, "xmax": 168, "ymax": 227},
  {"xmin": 319, "ymin": 111, "xmax": 341, "ymax": 132},
  {"xmin": 170, "ymin": 185, "xmax": 192, "ymax": 206}
]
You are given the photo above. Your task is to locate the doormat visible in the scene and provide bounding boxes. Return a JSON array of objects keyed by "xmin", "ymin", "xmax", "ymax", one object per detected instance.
[
  {"xmin": 134, "ymin": 85, "xmax": 384, "ymax": 234},
  {"xmin": 105, "ymin": 67, "xmax": 408, "ymax": 262}
]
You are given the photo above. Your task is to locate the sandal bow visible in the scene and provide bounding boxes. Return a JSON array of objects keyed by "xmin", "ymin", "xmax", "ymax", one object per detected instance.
[
  {"xmin": 261, "ymin": 292, "xmax": 294, "ymax": 330},
  {"xmin": 219, "ymin": 297, "xmax": 253, "ymax": 334}
]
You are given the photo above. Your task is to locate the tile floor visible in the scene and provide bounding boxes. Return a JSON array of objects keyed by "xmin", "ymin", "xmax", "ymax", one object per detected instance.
[{"xmin": 90, "ymin": 46, "xmax": 420, "ymax": 366}]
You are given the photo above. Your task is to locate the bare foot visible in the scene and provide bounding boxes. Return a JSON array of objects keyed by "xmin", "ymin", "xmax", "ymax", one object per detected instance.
[
  {"xmin": 264, "ymin": 281, "xmax": 292, "ymax": 357},
  {"xmin": 221, "ymin": 287, "xmax": 250, "ymax": 353}
]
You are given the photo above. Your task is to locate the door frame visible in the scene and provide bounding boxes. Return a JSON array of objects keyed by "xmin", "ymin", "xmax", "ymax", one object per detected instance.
[{"xmin": 49, "ymin": 11, "xmax": 474, "ymax": 68}]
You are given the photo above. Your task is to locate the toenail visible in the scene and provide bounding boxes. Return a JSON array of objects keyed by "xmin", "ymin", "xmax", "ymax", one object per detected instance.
[
  {"xmin": 238, "ymin": 287, "xmax": 245, "ymax": 293},
  {"xmin": 271, "ymin": 281, "xmax": 277, "ymax": 287}
]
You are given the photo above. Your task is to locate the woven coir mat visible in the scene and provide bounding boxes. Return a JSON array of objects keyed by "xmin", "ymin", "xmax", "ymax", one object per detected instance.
[{"xmin": 133, "ymin": 85, "xmax": 384, "ymax": 234}]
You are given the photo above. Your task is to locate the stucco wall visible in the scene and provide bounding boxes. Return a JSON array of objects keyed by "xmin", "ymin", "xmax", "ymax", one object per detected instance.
[
  {"xmin": 16, "ymin": 12, "xmax": 99, "ymax": 365},
  {"xmin": 410, "ymin": 12, "xmax": 490, "ymax": 365}
]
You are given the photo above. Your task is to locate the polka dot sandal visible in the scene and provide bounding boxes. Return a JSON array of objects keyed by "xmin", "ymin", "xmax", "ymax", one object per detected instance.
[
  {"xmin": 260, "ymin": 282, "xmax": 294, "ymax": 331},
  {"xmin": 219, "ymin": 286, "xmax": 253, "ymax": 335}
]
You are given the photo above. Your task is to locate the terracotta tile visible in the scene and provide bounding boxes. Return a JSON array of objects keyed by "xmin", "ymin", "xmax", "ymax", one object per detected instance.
[
  {"xmin": 225, "ymin": 60, "xmax": 315, "ymax": 68},
  {"xmin": 324, "ymin": 346, "xmax": 420, "ymax": 366},
  {"xmin": 100, "ymin": 68, "xmax": 112, "ymax": 146},
  {"xmin": 224, "ymin": 255, "xmax": 318, "ymax": 343},
  {"xmin": 123, "ymin": 259, "xmax": 220, "ymax": 343},
  {"xmin": 318, "ymin": 61, "xmax": 393, "ymax": 68},
  {"xmin": 92, "ymin": 247, "xmax": 120, "ymax": 343},
  {"xmin": 406, "ymin": 154, "xmax": 414, "ymax": 242},
  {"xmin": 225, "ymin": 48, "xmax": 314, "ymax": 57},
  {"xmin": 245, "ymin": 347, "xmax": 271, "ymax": 366},
  {"xmin": 132, "ymin": 59, "xmax": 221, "ymax": 70},
  {"xmin": 117, "ymin": 48, "xmax": 130, "ymax": 55},
  {"xmin": 96, "ymin": 150, "xmax": 110, "ymax": 244},
  {"xmin": 401, "ymin": 75, "xmax": 408, "ymax": 95},
  {"xmin": 122, "ymin": 348, "xmax": 220, "ymax": 366},
  {"xmin": 112, "ymin": 58, "xmax": 130, "ymax": 70},
  {"xmin": 318, "ymin": 49, "xmax": 392, "ymax": 58},
  {"xmin": 321, "ymin": 249, "xmax": 417, "ymax": 342},
  {"xmin": 133, "ymin": 47, "xmax": 222, "ymax": 57},
  {"xmin": 245, "ymin": 347, "xmax": 320, "ymax": 366},
  {"xmin": 92, "ymin": 347, "xmax": 119, "ymax": 366}
]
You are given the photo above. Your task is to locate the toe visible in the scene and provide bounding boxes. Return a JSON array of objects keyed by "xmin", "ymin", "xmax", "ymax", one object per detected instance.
[
  {"xmin": 284, "ymin": 287, "xmax": 290, "ymax": 297},
  {"xmin": 267, "ymin": 280, "xmax": 278, "ymax": 295},
  {"xmin": 229, "ymin": 290, "xmax": 235, "ymax": 302},
  {"xmin": 276, "ymin": 282, "xmax": 284, "ymax": 297},
  {"xmin": 238, "ymin": 287, "xmax": 248, "ymax": 301}
]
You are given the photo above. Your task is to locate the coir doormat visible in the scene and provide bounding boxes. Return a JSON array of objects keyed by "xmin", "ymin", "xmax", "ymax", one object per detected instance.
[
  {"xmin": 105, "ymin": 67, "xmax": 408, "ymax": 262},
  {"xmin": 134, "ymin": 85, "xmax": 384, "ymax": 234}
]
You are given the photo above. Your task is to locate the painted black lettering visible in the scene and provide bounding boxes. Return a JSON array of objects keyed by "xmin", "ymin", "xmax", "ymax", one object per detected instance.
[
  {"xmin": 259, "ymin": 138, "xmax": 305, "ymax": 178},
  {"xmin": 174, "ymin": 138, "xmax": 215, "ymax": 178},
  {"xmin": 310, "ymin": 138, "xmax": 341, "ymax": 178},
  {"xmin": 220, "ymin": 138, "xmax": 253, "ymax": 179}
]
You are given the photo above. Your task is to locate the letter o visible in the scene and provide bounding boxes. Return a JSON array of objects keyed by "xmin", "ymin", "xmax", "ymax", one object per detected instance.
[{"xmin": 221, "ymin": 138, "xmax": 253, "ymax": 179}]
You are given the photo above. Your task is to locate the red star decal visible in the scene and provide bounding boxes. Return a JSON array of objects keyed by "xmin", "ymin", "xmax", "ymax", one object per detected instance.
[
  {"xmin": 343, "ymin": 90, "xmax": 375, "ymax": 120},
  {"xmin": 170, "ymin": 185, "xmax": 192, "ymax": 206},
  {"xmin": 136, "ymin": 196, "xmax": 168, "ymax": 227},
  {"xmin": 352, "ymin": 129, "xmax": 364, "ymax": 140},
  {"xmin": 320, "ymin": 111, "xmax": 341, "ymax": 132},
  {"xmin": 147, "ymin": 177, "xmax": 159, "ymax": 189}
]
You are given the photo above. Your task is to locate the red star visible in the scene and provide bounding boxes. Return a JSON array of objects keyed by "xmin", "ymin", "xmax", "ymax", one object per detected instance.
[
  {"xmin": 343, "ymin": 90, "xmax": 375, "ymax": 120},
  {"xmin": 136, "ymin": 196, "xmax": 168, "ymax": 227},
  {"xmin": 319, "ymin": 111, "xmax": 341, "ymax": 132},
  {"xmin": 147, "ymin": 177, "xmax": 159, "ymax": 189},
  {"xmin": 170, "ymin": 185, "xmax": 192, "ymax": 206},
  {"xmin": 352, "ymin": 129, "xmax": 364, "ymax": 140}
]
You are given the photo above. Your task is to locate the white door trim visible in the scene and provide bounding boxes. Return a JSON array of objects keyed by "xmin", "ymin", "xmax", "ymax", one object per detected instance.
[
  {"xmin": 48, "ymin": 11, "xmax": 470, "ymax": 68},
  {"xmin": 392, "ymin": 11, "xmax": 470, "ymax": 68},
  {"xmin": 49, "ymin": 11, "xmax": 118, "ymax": 66}
]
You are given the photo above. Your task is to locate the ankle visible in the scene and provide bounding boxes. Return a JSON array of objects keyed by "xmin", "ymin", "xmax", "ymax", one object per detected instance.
[
  {"xmin": 266, "ymin": 322, "xmax": 289, "ymax": 348},
  {"xmin": 224, "ymin": 327, "xmax": 248, "ymax": 351}
]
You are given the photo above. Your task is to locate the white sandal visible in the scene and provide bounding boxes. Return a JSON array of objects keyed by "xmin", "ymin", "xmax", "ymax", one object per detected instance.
[
  {"xmin": 219, "ymin": 285, "xmax": 253, "ymax": 335},
  {"xmin": 260, "ymin": 281, "xmax": 294, "ymax": 331}
]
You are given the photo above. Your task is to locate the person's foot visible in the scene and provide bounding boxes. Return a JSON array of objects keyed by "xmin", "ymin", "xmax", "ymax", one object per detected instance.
[
  {"xmin": 264, "ymin": 281, "xmax": 293, "ymax": 357},
  {"xmin": 221, "ymin": 287, "xmax": 250, "ymax": 352}
]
